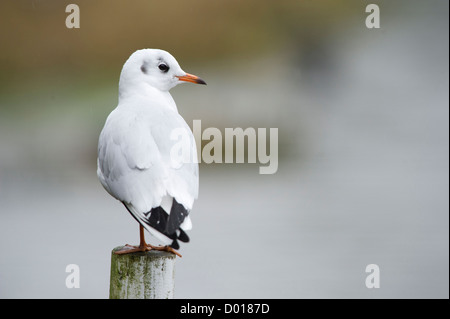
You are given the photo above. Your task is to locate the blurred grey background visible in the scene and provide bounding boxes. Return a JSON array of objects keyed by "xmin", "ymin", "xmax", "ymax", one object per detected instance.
[{"xmin": 0, "ymin": 0, "xmax": 448, "ymax": 298}]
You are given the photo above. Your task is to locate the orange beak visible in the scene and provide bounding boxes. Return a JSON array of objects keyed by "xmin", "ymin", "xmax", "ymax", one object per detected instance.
[{"xmin": 176, "ymin": 73, "xmax": 207, "ymax": 85}]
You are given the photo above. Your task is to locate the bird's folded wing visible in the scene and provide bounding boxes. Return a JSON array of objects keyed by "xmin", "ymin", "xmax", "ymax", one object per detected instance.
[
  {"xmin": 149, "ymin": 113, "xmax": 199, "ymax": 209},
  {"xmin": 97, "ymin": 107, "xmax": 198, "ymax": 215}
]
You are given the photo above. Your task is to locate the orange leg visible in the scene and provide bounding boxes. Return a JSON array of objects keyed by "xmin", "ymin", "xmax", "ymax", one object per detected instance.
[{"xmin": 114, "ymin": 225, "xmax": 181, "ymax": 257}]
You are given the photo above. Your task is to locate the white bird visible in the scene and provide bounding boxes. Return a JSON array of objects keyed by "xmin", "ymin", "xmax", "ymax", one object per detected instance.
[{"xmin": 97, "ymin": 49, "xmax": 206, "ymax": 256}]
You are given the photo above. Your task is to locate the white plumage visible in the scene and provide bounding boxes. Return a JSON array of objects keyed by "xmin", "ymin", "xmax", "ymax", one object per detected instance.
[{"xmin": 97, "ymin": 49, "xmax": 205, "ymax": 252}]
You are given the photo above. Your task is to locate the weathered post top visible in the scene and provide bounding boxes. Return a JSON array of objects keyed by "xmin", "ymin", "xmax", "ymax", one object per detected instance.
[{"xmin": 110, "ymin": 246, "xmax": 176, "ymax": 299}]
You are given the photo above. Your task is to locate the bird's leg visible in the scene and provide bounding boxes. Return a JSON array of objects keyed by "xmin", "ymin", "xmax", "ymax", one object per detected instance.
[
  {"xmin": 114, "ymin": 225, "xmax": 151, "ymax": 255},
  {"xmin": 138, "ymin": 224, "xmax": 148, "ymax": 249},
  {"xmin": 114, "ymin": 225, "xmax": 182, "ymax": 257}
]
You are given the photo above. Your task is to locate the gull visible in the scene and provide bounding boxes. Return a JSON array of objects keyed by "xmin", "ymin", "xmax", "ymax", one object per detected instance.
[{"xmin": 97, "ymin": 49, "xmax": 206, "ymax": 256}]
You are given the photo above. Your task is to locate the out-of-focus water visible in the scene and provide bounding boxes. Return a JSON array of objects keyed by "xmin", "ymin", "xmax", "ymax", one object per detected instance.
[
  {"xmin": 0, "ymin": 158, "xmax": 447, "ymax": 298},
  {"xmin": 0, "ymin": 1, "xmax": 448, "ymax": 298}
]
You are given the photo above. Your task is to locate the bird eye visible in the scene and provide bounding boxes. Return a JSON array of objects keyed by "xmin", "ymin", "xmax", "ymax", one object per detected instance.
[{"xmin": 158, "ymin": 63, "xmax": 169, "ymax": 73}]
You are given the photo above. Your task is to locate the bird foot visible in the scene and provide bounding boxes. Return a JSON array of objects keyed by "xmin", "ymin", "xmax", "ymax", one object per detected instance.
[
  {"xmin": 147, "ymin": 244, "xmax": 182, "ymax": 258},
  {"xmin": 114, "ymin": 244, "xmax": 182, "ymax": 257},
  {"xmin": 114, "ymin": 244, "xmax": 151, "ymax": 255}
]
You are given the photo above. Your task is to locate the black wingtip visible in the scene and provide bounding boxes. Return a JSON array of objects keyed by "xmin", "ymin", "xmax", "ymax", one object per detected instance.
[
  {"xmin": 127, "ymin": 200, "xmax": 191, "ymax": 250},
  {"xmin": 170, "ymin": 239, "xmax": 180, "ymax": 250},
  {"xmin": 178, "ymin": 229, "xmax": 190, "ymax": 243},
  {"xmin": 166, "ymin": 199, "xmax": 189, "ymax": 235}
]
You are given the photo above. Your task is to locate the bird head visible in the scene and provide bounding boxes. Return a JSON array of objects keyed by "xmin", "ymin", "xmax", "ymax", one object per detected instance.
[{"xmin": 119, "ymin": 49, "xmax": 206, "ymax": 94}]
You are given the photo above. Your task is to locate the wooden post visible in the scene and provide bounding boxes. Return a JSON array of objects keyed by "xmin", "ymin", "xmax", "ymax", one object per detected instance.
[{"xmin": 109, "ymin": 246, "xmax": 176, "ymax": 299}]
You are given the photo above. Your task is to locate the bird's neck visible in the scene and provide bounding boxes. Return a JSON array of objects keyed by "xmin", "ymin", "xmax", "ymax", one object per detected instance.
[{"xmin": 118, "ymin": 82, "xmax": 178, "ymax": 112}]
